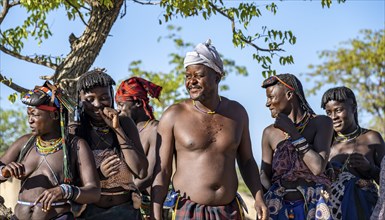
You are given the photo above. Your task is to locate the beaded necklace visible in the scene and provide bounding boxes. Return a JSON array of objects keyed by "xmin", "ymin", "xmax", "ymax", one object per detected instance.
[
  {"xmin": 35, "ymin": 136, "xmax": 63, "ymax": 155},
  {"xmin": 139, "ymin": 119, "xmax": 151, "ymax": 133},
  {"xmin": 192, "ymin": 96, "xmax": 222, "ymax": 115},
  {"xmin": 284, "ymin": 112, "xmax": 312, "ymax": 139},
  {"xmin": 92, "ymin": 125, "xmax": 110, "ymax": 134},
  {"xmin": 335, "ymin": 126, "xmax": 361, "ymax": 143},
  {"xmin": 92, "ymin": 129, "xmax": 113, "ymax": 148}
]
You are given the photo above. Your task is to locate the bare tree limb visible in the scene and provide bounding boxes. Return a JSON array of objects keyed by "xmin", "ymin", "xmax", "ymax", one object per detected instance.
[
  {"xmin": 132, "ymin": 0, "xmax": 160, "ymax": 5},
  {"xmin": 0, "ymin": 45, "xmax": 58, "ymax": 70},
  {"xmin": 209, "ymin": 2, "xmax": 283, "ymax": 53},
  {"xmin": 0, "ymin": 0, "xmax": 20, "ymax": 24},
  {"xmin": 0, "ymin": 73, "xmax": 29, "ymax": 93}
]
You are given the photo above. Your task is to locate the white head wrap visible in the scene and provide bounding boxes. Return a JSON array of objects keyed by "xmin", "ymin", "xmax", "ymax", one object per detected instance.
[{"xmin": 184, "ymin": 39, "xmax": 224, "ymax": 76}]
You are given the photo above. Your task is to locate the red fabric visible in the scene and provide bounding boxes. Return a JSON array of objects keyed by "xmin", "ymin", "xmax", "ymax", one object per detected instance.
[
  {"xmin": 115, "ymin": 77, "xmax": 162, "ymax": 119},
  {"xmin": 36, "ymin": 105, "xmax": 57, "ymax": 112}
]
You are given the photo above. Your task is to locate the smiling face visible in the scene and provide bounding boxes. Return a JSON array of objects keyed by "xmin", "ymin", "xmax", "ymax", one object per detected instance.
[
  {"xmin": 324, "ymin": 99, "xmax": 357, "ymax": 133},
  {"xmin": 265, "ymin": 84, "xmax": 291, "ymax": 118},
  {"xmin": 27, "ymin": 107, "xmax": 58, "ymax": 136},
  {"xmin": 185, "ymin": 64, "xmax": 219, "ymax": 101},
  {"xmin": 80, "ymin": 86, "xmax": 113, "ymax": 123}
]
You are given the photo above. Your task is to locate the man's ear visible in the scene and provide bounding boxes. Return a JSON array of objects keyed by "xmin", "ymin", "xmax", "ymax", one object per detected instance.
[
  {"xmin": 135, "ymin": 100, "xmax": 143, "ymax": 107},
  {"xmin": 215, "ymin": 73, "xmax": 222, "ymax": 83},
  {"xmin": 50, "ymin": 111, "xmax": 59, "ymax": 120}
]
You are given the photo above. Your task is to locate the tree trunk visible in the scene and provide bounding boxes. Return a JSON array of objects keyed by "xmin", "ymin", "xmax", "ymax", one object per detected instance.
[{"xmin": 54, "ymin": 0, "xmax": 124, "ymax": 95}]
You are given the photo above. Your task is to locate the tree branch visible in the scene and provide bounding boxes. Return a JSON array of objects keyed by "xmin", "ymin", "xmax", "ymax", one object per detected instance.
[
  {"xmin": 0, "ymin": 73, "xmax": 29, "ymax": 93},
  {"xmin": 0, "ymin": 0, "xmax": 20, "ymax": 24},
  {"xmin": 65, "ymin": 0, "xmax": 90, "ymax": 27},
  {"xmin": 0, "ymin": 45, "xmax": 58, "ymax": 70},
  {"xmin": 209, "ymin": 2, "xmax": 283, "ymax": 53},
  {"xmin": 132, "ymin": 0, "xmax": 160, "ymax": 5}
]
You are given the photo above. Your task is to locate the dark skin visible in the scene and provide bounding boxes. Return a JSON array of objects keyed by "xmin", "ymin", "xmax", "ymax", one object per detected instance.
[
  {"xmin": 80, "ymin": 86, "xmax": 148, "ymax": 208},
  {"xmin": 0, "ymin": 107, "xmax": 100, "ymax": 220},
  {"xmin": 117, "ymin": 100, "xmax": 159, "ymax": 195},
  {"xmin": 151, "ymin": 64, "xmax": 268, "ymax": 220},
  {"xmin": 325, "ymin": 99, "xmax": 385, "ymax": 183},
  {"xmin": 260, "ymin": 84, "xmax": 333, "ymax": 200}
]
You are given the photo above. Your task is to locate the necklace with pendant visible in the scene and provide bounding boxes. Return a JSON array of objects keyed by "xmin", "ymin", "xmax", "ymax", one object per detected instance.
[{"xmin": 192, "ymin": 96, "xmax": 222, "ymax": 115}]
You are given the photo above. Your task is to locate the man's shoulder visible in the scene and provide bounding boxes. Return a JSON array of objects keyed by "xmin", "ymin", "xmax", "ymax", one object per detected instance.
[
  {"xmin": 220, "ymin": 97, "xmax": 247, "ymax": 114},
  {"xmin": 163, "ymin": 100, "xmax": 190, "ymax": 114}
]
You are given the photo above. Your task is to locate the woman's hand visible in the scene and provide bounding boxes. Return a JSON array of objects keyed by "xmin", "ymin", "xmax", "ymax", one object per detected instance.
[
  {"xmin": 348, "ymin": 152, "xmax": 371, "ymax": 172},
  {"xmin": 100, "ymin": 154, "xmax": 121, "ymax": 178},
  {"xmin": 34, "ymin": 186, "xmax": 63, "ymax": 213},
  {"xmin": 274, "ymin": 113, "xmax": 298, "ymax": 138},
  {"xmin": 1, "ymin": 162, "xmax": 25, "ymax": 179},
  {"xmin": 99, "ymin": 107, "xmax": 120, "ymax": 130}
]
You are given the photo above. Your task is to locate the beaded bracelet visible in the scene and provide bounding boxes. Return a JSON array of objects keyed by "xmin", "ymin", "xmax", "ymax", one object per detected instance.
[
  {"xmin": 295, "ymin": 143, "xmax": 310, "ymax": 154},
  {"xmin": 60, "ymin": 184, "xmax": 73, "ymax": 200},
  {"xmin": 292, "ymin": 137, "xmax": 306, "ymax": 146}
]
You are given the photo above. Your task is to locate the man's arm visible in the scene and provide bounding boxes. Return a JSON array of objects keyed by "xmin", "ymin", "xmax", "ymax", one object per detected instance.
[
  {"xmin": 236, "ymin": 106, "xmax": 268, "ymax": 220},
  {"xmin": 135, "ymin": 124, "xmax": 159, "ymax": 192},
  {"xmin": 151, "ymin": 108, "xmax": 176, "ymax": 220}
]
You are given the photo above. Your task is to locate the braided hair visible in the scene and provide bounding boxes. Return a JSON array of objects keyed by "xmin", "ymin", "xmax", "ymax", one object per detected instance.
[
  {"xmin": 262, "ymin": 73, "xmax": 315, "ymax": 115},
  {"xmin": 76, "ymin": 68, "xmax": 116, "ymax": 142},
  {"xmin": 321, "ymin": 86, "xmax": 358, "ymax": 125}
]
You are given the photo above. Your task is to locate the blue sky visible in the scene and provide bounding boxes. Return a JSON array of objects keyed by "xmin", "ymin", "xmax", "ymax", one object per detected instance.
[{"xmin": 1, "ymin": 1, "xmax": 384, "ymax": 163}]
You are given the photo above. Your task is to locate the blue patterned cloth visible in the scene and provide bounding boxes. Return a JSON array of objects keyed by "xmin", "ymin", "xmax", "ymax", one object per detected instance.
[
  {"xmin": 264, "ymin": 182, "xmax": 332, "ymax": 220},
  {"xmin": 329, "ymin": 168, "xmax": 378, "ymax": 220}
]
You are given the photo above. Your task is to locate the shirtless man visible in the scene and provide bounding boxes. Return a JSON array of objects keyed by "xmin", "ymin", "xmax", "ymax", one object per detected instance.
[
  {"xmin": 151, "ymin": 39, "xmax": 268, "ymax": 220},
  {"xmin": 0, "ymin": 82, "xmax": 100, "ymax": 220},
  {"xmin": 115, "ymin": 77, "xmax": 162, "ymax": 219},
  {"xmin": 321, "ymin": 86, "xmax": 385, "ymax": 219}
]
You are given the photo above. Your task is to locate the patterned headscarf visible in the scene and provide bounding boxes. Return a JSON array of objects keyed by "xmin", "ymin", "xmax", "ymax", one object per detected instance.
[
  {"xmin": 184, "ymin": 39, "xmax": 224, "ymax": 76},
  {"xmin": 115, "ymin": 77, "xmax": 162, "ymax": 119},
  {"xmin": 22, "ymin": 83, "xmax": 60, "ymax": 112}
]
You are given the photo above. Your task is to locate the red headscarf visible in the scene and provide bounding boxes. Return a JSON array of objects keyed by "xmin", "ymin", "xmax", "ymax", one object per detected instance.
[{"xmin": 115, "ymin": 77, "xmax": 162, "ymax": 119}]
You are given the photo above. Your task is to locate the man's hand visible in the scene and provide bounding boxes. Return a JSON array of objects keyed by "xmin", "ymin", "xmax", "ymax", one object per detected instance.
[{"xmin": 254, "ymin": 198, "xmax": 269, "ymax": 220}]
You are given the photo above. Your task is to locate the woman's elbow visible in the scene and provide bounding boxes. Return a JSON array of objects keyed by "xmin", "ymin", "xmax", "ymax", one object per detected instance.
[{"xmin": 137, "ymin": 166, "xmax": 148, "ymax": 179}]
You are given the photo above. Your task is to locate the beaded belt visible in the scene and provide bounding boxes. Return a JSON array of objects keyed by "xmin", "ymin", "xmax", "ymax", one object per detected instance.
[{"xmin": 17, "ymin": 200, "xmax": 68, "ymax": 207}]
